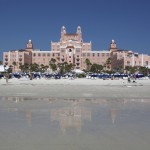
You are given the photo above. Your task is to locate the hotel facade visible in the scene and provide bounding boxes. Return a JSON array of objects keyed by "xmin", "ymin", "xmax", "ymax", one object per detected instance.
[{"xmin": 3, "ymin": 26, "xmax": 150, "ymax": 72}]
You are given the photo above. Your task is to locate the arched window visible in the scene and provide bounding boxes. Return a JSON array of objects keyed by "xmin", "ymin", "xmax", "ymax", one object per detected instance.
[{"xmin": 127, "ymin": 61, "xmax": 130, "ymax": 65}]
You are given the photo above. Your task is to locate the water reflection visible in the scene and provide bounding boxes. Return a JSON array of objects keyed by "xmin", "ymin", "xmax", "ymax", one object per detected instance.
[
  {"xmin": 1, "ymin": 96, "xmax": 150, "ymax": 103},
  {"xmin": 0, "ymin": 96, "xmax": 150, "ymax": 150},
  {"xmin": 25, "ymin": 110, "xmax": 32, "ymax": 126},
  {"xmin": 110, "ymin": 108, "xmax": 117, "ymax": 124},
  {"xmin": 1, "ymin": 96, "xmax": 150, "ymax": 130},
  {"xmin": 51, "ymin": 101, "xmax": 91, "ymax": 133}
]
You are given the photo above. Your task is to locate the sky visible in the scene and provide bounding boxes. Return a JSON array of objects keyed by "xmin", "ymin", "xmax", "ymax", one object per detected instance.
[{"xmin": 0, "ymin": 0, "xmax": 150, "ymax": 60}]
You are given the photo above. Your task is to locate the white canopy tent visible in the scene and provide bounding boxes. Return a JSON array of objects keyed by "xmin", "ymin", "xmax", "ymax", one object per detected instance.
[
  {"xmin": 0, "ymin": 65, "xmax": 9, "ymax": 72},
  {"xmin": 73, "ymin": 69, "xmax": 85, "ymax": 74}
]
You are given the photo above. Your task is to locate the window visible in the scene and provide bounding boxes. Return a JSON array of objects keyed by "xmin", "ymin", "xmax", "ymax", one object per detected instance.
[
  {"xmin": 119, "ymin": 55, "xmax": 123, "ymax": 58},
  {"xmin": 38, "ymin": 53, "xmax": 41, "ymax": 57},
  {"xmin": 33, "ymin": 53, "xmax": 36, "ymax": 57},
  {"xmin": 53, "ymin": 53, "xmax": 55, "ymax": 57},
  {"xmin": 76, "ymin": 48, "xmax": 80, "ymax": 52},
  {"xmin": 127, "ymin": 61, "xmax": 130, "ymax": 65},
  {"xmin": 19, "ymin": 55, "xmax": 22, "ymax": 57},
  {"xmin": 58, "ymin": 53, "xmax": 60, "ymax": 56},
  {"xmin": 69, "ymin": 56, "xmax": 71, "ymax": 58},
  {"xmin": 87, "ymin": 53, "xmax": 90, "ymax": 56},
  {"xmin": 61, "ymin": 49, "xmax": 65, "ymax": 53},
  {"xmin": 43, "ymin": 53, "xmax": 46, "ymax": 56},
  {"xmin": 69, "ymin": 49, "xmax": 72, "ymax": 52},
  {"xmin": 5, "ymin": 58, "xmax": 8, "ymax": 61},
  {"xmin": 106, "ymin": 53, "xmax": 109, "ymax": 57},
  {"xmin": 102, "ymin": 53, "xmax": 105, "ymax": 57},
  {"xmin": 97, "ymin": 53, "xmax": 99, "ymax": 57},
  {"xmin": 93, "ymin": 53, "xmax": 95, "ymax": 57},
  {"xmin": 82, "ymin": 53, "xmax": 86, "ymax": 57},
  {"xmin": 145, "ymin": 61, "xmax": 148, "ymax": 66},
  {"xmin": 47, "ymin": 53, "xmax": 50, "ymax": 56}
]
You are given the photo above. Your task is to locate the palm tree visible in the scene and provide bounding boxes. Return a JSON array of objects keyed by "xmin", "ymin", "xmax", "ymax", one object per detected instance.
[
  {"xmin": 105, "ymin": 57, "xmax": 111, "ymax": 69},
  {"xmin": 30, "ymin": 63, "xmax": 39, "ymax": 72},
  {"xmin": 57, "ymin": 63, "xmax": 65, "ymax": 74},
  {"xmin": 39, "ymin": 64, "xmax": 49, "ymax": 73},
  {"xmin": 24, "ymin": 63, "xmax": 30, "ymax": 73},
  {"xmin": 130, "ymin": 66, "xmax": 138, "ymax": 74},
  {"xmin": 138, "ymin": 66, "xmax": 149, "ymax": 76},
  {"xmin": 0, "ymin": 60, "xmax": 2, "ymax": 65},
  {"xmin": 90, "ymin": 63, "xmax": 103, "ymax": 73},
  {"xmin": 125, "ymin": 66, "xmax": 137, "ymax": 74},
  {"xmin": 50, "ymin": 58, "xmax": 56, "ymax": 64},
  {"xmin": 65, "ymin": 63, "xmax": 75, "ymax": 73},
  {"xmin": 124, "ymin": 66, "xmax": 130, "ymax": 74},
  {"xmin": 44, "ymin": 65, "xmax": 49, "ymax": 72},
  {"xmin": 63, "ymin": 61, "xmax": 68, "ymax": 73},
  {"xmin": 49, "ymin": 58, "xmax": 57, "ymax": 72},
  {"xmin": 85, "ymin": 58, "xmax": 91, "ymax": 72},
  {"xmin": 19, "ymin": 64, "xmax": 25, "ymax": 72},
  {"xmin": 12, "ymin": 61, "xmax": 17, "ymax": 72}
]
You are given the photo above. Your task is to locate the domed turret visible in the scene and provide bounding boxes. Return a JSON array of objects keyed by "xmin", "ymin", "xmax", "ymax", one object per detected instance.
[
  {"xmin": 26, "ymin": 39, "xmax": 33, "ymax": 50},
  {"xmin": 61, "ymin": 26, "xmax": 66, "ymax": 34},
  {"xmin": 112, "ymin": 39, "xmax": 115, "ymax": 44},
  {"xmin": 109, "ymin": 39, "xmax": 117, "ymax": 51},
  {"xmin": 77, "ymin": 26, "xmax": 81, "ymax": 34}
]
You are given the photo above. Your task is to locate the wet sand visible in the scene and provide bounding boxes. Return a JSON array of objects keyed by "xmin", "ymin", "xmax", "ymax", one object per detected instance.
[{"xmin": 0, "ymin": 78, "xmax": 150, "ymax": 150}]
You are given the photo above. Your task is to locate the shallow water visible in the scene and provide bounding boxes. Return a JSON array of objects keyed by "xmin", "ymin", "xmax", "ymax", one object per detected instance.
[{"xmin": 0, "ymin": 97, "xmax": 150, "ymax": 150}]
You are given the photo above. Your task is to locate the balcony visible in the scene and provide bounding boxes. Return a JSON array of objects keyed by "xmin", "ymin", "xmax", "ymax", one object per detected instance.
[{"xmin": 61, "ymin": 58, "xmax": 64, "ymax": 61}]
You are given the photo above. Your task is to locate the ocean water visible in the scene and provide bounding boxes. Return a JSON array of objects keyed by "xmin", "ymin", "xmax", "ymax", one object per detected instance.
[{"xmin": 0, "ymin": 97, "xmax": 150, "ymax": 150}]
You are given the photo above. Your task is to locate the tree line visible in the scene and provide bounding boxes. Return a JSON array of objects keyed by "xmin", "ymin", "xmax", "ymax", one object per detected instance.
[{"xmin": 1, "ymin": 58, "xmax": 149, "ymax": 76}]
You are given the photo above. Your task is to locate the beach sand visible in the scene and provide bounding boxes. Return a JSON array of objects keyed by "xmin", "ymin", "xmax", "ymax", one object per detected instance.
[{"xmin": 0, "ymin": 78, "xmax": 150, "ymax": 99}]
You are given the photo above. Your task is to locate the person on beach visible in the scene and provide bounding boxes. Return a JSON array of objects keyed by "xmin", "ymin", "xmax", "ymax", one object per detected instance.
[
  {"xmin": 5, "ymin": 73, "xmax": 9, "ymax": 84},
  {"xmin": 127, "ymin": 75, "xmax": 131, "ymax": 83}
]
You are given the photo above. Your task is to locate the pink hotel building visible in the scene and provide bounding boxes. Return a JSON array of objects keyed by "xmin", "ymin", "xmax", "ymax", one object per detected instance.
[{"xmin": 3, "ymin": 26, "xmax": 150, "ymax": 72}]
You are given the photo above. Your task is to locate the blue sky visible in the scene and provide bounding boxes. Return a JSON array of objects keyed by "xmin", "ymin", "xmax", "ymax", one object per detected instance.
[{"xmin": 0, "ymin": 0, "xmax": 150, "ymax": 60}]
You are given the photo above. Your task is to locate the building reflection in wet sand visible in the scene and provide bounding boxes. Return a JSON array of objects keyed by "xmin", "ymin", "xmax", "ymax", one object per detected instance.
[
  {"xmin": 50, "ymin": 101, "xmax": 91, "ymax": 133},
  {"xmin": 1, "ymin": 96, "xmax": 150, "ymax": 131}
]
